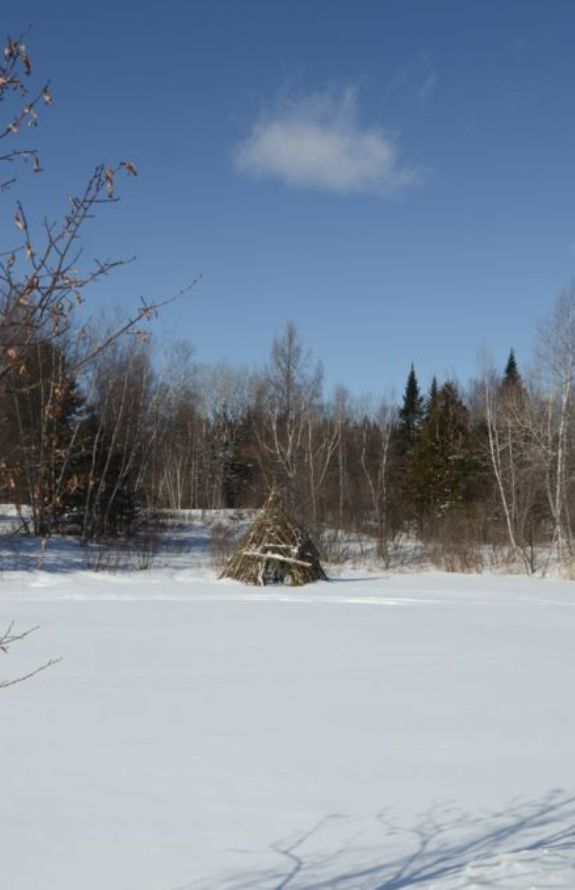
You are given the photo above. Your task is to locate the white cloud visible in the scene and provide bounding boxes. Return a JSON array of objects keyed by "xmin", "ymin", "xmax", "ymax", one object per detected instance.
[{"xmin": 233, "ymin": 88, "xmax": 418, "ymax": 197}]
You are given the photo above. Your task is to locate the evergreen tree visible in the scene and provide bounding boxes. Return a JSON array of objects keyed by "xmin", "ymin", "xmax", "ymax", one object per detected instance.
[
  {"xmin": 390, "ymin": 364, "xmax": 425, "ymax": 528},
  {"xmin": 405, "ymin": 380, "xmax": 478, "ymax": 525},
  {"xmin": 425, "ymin": 375, "xmax": 439, "ymax": 420},
  {"xmin": 502, "ymin": 349, "xmax": 521, "ymax": 389},
  {"xmin": 397, "ymin": 363, "xmax": 424, "ymax": 448}
]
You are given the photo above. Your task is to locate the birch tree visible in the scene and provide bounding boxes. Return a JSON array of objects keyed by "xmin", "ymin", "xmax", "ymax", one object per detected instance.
[
  {"xmin": 259, "ymin": 322, "xmax": 323, "ymax": 510},
  {"xmin": 536, "ymin": 287, "xmax": 575, "ymax": 560},
  {"xmin": 483, "ymin": 367, "xmax": 543, "ymax": 568},
  {"xmin": 359, "ymin": 400, "xmax": 395, "ymax": 553}
]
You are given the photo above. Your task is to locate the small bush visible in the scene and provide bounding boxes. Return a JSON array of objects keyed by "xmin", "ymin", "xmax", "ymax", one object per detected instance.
[
  {"xmin": 425, "ymin": 513, "xmax": 485, "ymax": 574},
  {"xmin": 84, "ymin": 532, "xmax": 158, "ymax": 572}
]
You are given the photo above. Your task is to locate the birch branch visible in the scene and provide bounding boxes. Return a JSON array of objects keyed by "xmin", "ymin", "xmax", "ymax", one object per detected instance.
[{"xmin": 242, "ymin": 550, "xmax": 312, "ymax": 568}]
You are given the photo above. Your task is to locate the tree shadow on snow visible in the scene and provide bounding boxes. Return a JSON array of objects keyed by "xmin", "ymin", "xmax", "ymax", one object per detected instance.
[{"xmin": 183, "ymin": 790, "xmax": 575, "ymax": 889}]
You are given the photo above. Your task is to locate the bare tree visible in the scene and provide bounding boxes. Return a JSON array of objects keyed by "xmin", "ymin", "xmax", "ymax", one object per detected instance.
[
  {"xmin": 0, "ymin": 32, "xmax": 196, "ymax": 686},
  {"xmin": 197, "ymin": 363, "xmax": 256, "ymax": 508},
  {"xmin": 359, "ymin": 399, "xmax": 395, "ymax": 556},
  {"xmin": 258, "ymin": 322, "xmax": 323, "ymax": 510},
  {"xmin": 482, "ymin": 362, "xmax": 548, "ymax": 571},
  {"xmin": 484, "ymin": 370, "xmax": 520, "ymax": 553},
  {"xmin": 0, "ymin": 33, "xmax": 197, "ymax": 539},
  {"xmin": 536, "ymin": 286, "xmax": 575, "ymax": 560}
]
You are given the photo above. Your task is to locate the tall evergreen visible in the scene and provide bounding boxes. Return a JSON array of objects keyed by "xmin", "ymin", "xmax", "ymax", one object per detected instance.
[
  {"xmin": 390, "ymin": 364, "xmax": 425, "ymax": 527},
  {"xmin": 405, "ymin": 380, "xmax": 478, "ymax": 525},
  {"xmin": 398, "ymin": 363, "xmax": 424, "ymax": 448},
  {"xmin": 502, "ymin": 349, "xmax": 521, "ymax": 388},
  {"xmin": 425, "ymin": 375, "xmax": 439, "ymax": 421}
]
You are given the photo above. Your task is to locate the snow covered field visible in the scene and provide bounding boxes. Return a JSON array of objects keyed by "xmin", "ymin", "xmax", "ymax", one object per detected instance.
[{"xmin": 2, "ymin": 534, "xmax": 575, "ymax": 888}]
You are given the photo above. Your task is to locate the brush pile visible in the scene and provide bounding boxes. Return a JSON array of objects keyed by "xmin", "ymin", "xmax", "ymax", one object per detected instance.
[{"xmin": 220, "ymin": 491, "xmax": 327, "ymax": 586}]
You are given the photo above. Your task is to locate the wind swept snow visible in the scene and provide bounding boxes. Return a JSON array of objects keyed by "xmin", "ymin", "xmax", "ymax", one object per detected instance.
[{"xmin": 2, "ymin": 562, "xmax": 575, "ymax": 889}]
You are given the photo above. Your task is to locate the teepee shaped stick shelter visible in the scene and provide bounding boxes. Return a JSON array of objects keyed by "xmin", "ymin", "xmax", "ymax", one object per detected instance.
[{"xmin": 220, "ymin": 491, "xmax": 328, "ymax": 586}]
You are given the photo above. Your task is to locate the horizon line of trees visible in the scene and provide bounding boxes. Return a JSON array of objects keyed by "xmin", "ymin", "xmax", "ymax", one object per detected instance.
[{"xmin": 4, "ymin": 301, "xmax": 575, "ymax": 574}]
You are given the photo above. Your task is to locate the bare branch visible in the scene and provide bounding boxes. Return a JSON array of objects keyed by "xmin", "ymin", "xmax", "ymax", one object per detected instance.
[{"xmin": 0, "ymin": 623, "xmax": 61, "ymax": 689}]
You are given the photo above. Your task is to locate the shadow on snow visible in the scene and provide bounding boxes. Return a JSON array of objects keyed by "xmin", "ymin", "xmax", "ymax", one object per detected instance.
[{"xmin": 184, "ymin": 790, "xmax": 575, "ymax": 890}]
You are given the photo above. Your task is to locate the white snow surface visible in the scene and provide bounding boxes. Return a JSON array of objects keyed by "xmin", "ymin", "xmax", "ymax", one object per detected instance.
[{"xmin": 2, "ymin": 545, "xmax": 575, "ymax": 888}]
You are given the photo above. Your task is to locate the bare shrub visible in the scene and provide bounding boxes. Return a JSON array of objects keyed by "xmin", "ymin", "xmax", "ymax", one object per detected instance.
[
  {"xmin": 128, "ymin": 533, "xmax": 158, "ymax": 570},
  {"xmin": 485, "ymin": 541, "xmax": 520, "ymax": 572},
  {"xmin": 84, "ymin": 541, "xmax": 125, "ymax": 573},
  {"xmin": 320, "ymin": 528, "xmax": 354, "ymax": 564},
  {"xmin": 376, "ymin": 529, "xmax": 422, "ymax": 570},
  {"xmin": 84, "ymin": 532, "xmax": 158, "ymax": 572},
  {"xmin": 561, "ymin": 557, "xmax": 575, "ymax": 580},
  {"xmin": 425, "ymin": 514, "xmax": 485, "ymax": 574}
]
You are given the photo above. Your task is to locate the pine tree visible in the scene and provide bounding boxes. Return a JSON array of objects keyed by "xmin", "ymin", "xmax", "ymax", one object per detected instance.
[
  {"xmin": 425, "ymin": 375, "xmax": 439, "ymax": 420},
  {"xmin": 502, "ymin": 349, "xmax": 521, "ymax": 389},
  {"xmin": 390, "ymin": 364, "xmax": 425, "ymax": 528},
  {"xmin": 398, "ymin": 363, "xmax": 424, "ymax": 449},
  {"xmin": 405, "ymin": 380, "xmax": 477, "ymax": 525}
]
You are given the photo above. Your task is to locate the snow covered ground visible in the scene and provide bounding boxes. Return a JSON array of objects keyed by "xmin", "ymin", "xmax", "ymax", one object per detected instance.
[{"xmin": 2, "ymin": 524, "xmax": 575, "ymax": 888}]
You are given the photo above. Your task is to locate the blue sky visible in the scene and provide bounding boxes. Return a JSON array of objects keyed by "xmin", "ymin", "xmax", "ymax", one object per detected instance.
[{"xmin": 5, "ymin": 0, "xmax": 575, "ymax": 400}]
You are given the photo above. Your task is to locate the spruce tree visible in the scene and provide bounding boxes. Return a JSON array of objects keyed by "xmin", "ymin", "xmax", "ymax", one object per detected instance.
[
  {"xmin": 398, "ymin": 363, "xmax": 424, "ymax": 448},
  {"xmin": 405, "ymin": 380, "xmax": 477, "ymax": 525},
  {"xmin": 502, "ymin": 349, "xmax": 521, "ymax": 388},
  {"xmin": 391, "ymin": 364, "xmax": 425, "ymax": 527},
  {"xmin": 425, "ymin": 376, "xmax": 439, "ymax": 421}
]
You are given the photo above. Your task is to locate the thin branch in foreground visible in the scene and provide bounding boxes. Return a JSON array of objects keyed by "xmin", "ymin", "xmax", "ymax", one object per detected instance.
[
  {"xmin": 0, "ymin": 622, "xmax": 61, "ymax": 688},
  {"xmin": 0, "ymin": 656, "xmax": 61, "ymax": 688}
]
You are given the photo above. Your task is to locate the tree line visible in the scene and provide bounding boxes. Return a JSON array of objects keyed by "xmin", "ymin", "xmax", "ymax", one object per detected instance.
[{"xmin": 4, "ymin": 303, "xmax": 575, "ymax": 574}]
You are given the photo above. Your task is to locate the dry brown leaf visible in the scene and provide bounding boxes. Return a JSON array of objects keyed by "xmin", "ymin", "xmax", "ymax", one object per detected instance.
[
  {"xmin": 4, "ymin": 40, "xmax": 17, "ymax": 61},
  {"xmin": 121, "ymin": 161, "xmax": 138, "ymax": 177},
  {"xmin": 20, "ymin": 46, "xmax": 31, "ymax": 75},
  {"xmin": 105, "ymin": 168, "xmax": 114, "ymax": 196}
]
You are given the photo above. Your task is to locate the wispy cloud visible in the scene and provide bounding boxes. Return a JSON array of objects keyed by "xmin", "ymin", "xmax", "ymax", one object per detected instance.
[{"xmin": 233, "ymin": 88, "xmax": 419, "ymax": 197}]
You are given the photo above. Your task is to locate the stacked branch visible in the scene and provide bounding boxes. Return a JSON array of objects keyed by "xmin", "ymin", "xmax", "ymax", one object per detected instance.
[{"xmin": 220, "ymin": 490, "xmax": 328, "ymax": 586}]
